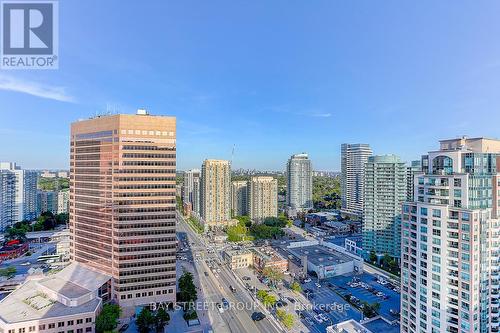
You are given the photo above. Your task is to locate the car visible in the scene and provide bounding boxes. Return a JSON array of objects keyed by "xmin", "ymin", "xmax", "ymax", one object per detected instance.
[
  {"xmin": 251, "ymin": 312, "xmax": 266, "ymax": 321},
  {"xmin": 118, "ymin": 324, "xmax": 129, "ymax": 332},
  {"xmin": 20, "ymin": 262, "xmax": 31, "ymax": 266},
  {"xmin": 222, "ymin": 298, "xmax": 229, "ymax": 308},
  {"xmin": 377, "ymin": 292, "xmax": 384, "ymax": 297},
  {"xmin": 286, "ymin": 297, "xmax": 296, "ymax": 303},
  {"xmin": 276, "ymin": 300, "xmax": 288, "ymax": 307},
  {"xmin": 304, "ymin": 278, "xmax": 311, "ymax": 283},
  {"xmin": 217, "ymin": 303, "xmax": 224, "ymax": 313},
  {"xmin": 314, "ymin": 314, "xmax": 323, "ymax": 323},
  {"xmin": 242, "ymin": 276, "xmax": 251, "ymax": 281},
  {"xmin": 315, "ymin": 282, "xmax": 321, "ymax": 288},
  {"xmin": 229, "ymin": 285, "xmax": 236, "ymax": 293},
  {"xmin": 204, "ymin": 271, "xmax": 209, "ymax": 277}
]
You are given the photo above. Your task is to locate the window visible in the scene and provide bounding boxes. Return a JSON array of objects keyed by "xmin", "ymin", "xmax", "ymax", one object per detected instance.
[
  {"xmin": 68, "ymin": 320, "xmax": 74, "ymax": 326},
  {"xmin": 432, "ymin": 209, "xmax": 441, "ymax": 218},
  {"xmin": 77, "ymin": 329, "xmax": 83, "ymax": 333},
  {"xmin": 454, "ymin": 178, "xmax": 461, "ymax": 187},
  {"xmin": 29, "ymin": 327, "xmax": 36, "ymax": 332},
  {"xmin": 48, "ymin": 324, "xmax": 55, "ymax": 329},
  {"xmin": 39, "ymin": 325, "xmax": 46, "ymax": 331},
  {"xmin": 77, "ymin": 319, "xmax": 83, "ymax": 325},
  {"xmin": 18, "ymin": 329, "xmax": 26, "ymax": 333},
  {"xmin": 85, "ymin": 318, "xmax": 92, "ymax": 323},
  {"xmin": 85, "ymin": 328, "xmax": 92, "ymax": 332},
  {"xmin": 58, "ymin": 322, "xmax": 64, "ymax": 328}
]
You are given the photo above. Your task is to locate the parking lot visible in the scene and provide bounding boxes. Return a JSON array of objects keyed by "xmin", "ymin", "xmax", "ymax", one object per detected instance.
[{"xmin": 328, "ymin": 273, "xmax": 400, "ymax": 321}]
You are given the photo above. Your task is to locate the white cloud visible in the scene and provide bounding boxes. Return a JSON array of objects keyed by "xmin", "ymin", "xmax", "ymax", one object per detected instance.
[
  {"xmin": 0, "ymin": 74, "xmax": 74, "ymax": 102},
  {"xmin": 309, "ymin": 112, "xmax": 332, "ymax": 118}
]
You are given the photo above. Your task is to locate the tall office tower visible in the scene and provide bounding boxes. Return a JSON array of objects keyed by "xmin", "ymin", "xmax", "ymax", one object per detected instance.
[
  {"xmin": 0, "ymin": 162, "xmax": 38, "ymax": 225},
  {"xmin": 70, "ymin": 110, "xmax": 177, "ymax": 310},
  {"xmin": 182, "ymin": 169, "xmax": 200, "ymax": 207},
  {"xmin": 340, "ymin": 144, "xmax": 372, "ymax": 219},
  {"xmin": 231, "ymin": 180, "xmax": 248, "ymax": 216},
  {"xmin": 363, "ymin": 155, "xmax": 407, "ymax": 259},
  {"xmin": 200, "ymin": 159, "xmax": 231, "ymax": 228},
  {"xmin": 400, "ymin": 137, "xmax": 500, "ymax": 333},
  {"xmin": 0, "ymin": 170, "xmax": 16, "ymax": 231},
  {"xmin": 249, "ymin": 176, "xmax": 278, "ymax": 221},
  {"xmin": 406, "ymin": 160, "xmax": 422, "ymax": 202},
  {"xmin": 286, "ymin": 153, "xmax": 313, "ymax": 211}
]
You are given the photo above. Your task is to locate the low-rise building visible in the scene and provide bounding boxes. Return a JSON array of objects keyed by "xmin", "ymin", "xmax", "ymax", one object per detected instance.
[
  {"xmin": 223, "ymin": 249, "xmax": 253, "ymax": 270},
  {"xmin": 323, "ymin": 221, "xmax": 350, "ymax": 234},
  {"xmin": 286, "ymin": 240, "xmax": 363, "ymax": 279},
  {"xmin": 251, "ymin": 247, "xmax": 288, "ymax": 273},
  {"xmin": 305, "ymin": 211, "xmax": 340, "ymax": 224},
  {"xmin": 326, "ymin": 319, "xmax": 374, "ymax": 333},
  {"xmin": 0, "ymin": 262, "xmax": 110, "ymax": 333},
  {"xmin": 0, "ymin": 240, "xmax": 29, "ymax": 262}
]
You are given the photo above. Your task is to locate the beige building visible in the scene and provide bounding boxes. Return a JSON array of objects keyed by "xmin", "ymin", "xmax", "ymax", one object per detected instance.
[
  {"xmin": 249, "ymin": 176, "xmax": 278, "ymax": 221},
  {"xmin": 231, "ymin": 180, "xmax": 248, "ymax": 216},
  {"xmin": 200, "ymin": 159, "xmax": 231, "ymax": 228},
  {"xmin": 57, "ymin": 190, "xmax": 69, "ymax": 214},
  {"xmin": 0, "ymin": 262, "xmax": 109, "ymax": 333},
  {"xmin": 69, "ymin": 110, "xmax": 177, "ymax": 311},
  {"xmin": 223, "ymin": 249, "xmax": 253, "ymax": 269}
]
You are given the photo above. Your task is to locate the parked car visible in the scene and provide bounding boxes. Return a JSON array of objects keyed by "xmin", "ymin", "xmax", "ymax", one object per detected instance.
[
  {"xmin": 287, "ymin": 297, "xmax": 296, "ymax": 303},
  {"xmin": 315, "ymin": 282, "xmax": 321, "ymax": 288},
  {"xmin": 251, "ymin": 312, "xmax": 266, "ymax": 321},
  {"xmin": 118, "ymin": 324, "xmax": 129, "ymax": 332},
  {"xmin": 217, "ymin": 303, "xmax": 224, "ymax": 313},
  {"xmin": 304, "ymin": 278, "xmax": 312, "ymax": 283}
]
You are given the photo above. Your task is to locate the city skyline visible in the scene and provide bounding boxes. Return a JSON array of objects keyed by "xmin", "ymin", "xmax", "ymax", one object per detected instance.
[{"xmin": 2, "ymin": 1, "xmax": 500, "ymax": 170}]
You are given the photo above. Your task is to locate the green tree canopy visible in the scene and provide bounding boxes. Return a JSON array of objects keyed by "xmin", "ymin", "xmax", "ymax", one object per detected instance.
[
  {"xmin": 276, "ymin": 309, "xmax": 295, "ymax": 329},
  {"xmin": 95, "ymin": 304, "xmax": 121, "ymax": 333},
  {"xmin": 137, "ymin": 307, "xmax": 155, "ymax": 333}
]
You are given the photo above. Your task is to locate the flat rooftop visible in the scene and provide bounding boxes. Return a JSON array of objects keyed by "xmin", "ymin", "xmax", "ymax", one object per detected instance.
[{"xmin": 288, "ymin": 245, "xmax": 353, "ymax": 267}]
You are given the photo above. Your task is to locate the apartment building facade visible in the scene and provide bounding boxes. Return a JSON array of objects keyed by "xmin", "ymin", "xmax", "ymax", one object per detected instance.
[
  {"xmin": 231, "ymin": 180, "xmax": 248, "ymax": 217},
  {"xmin": 363, "ymin": 155, "xmax": 407, "ymax": 258},
  {"xmin": 286, "ymin": 153, "xmax": 313, "ymax": 212},
  {"xmin": 248, "ymin": 176, "xmax": 278, "ymax": 221},
  {"xmin": 340, "ymin": 143, "xmax": 372, "ymax": 219},
  {"xmin": 200, "ymin": 159, "xmax": 231, "ymax": 228},
  {"xmin": 400, "ymin": 137, "xmax": 500, "ymax": 333}
]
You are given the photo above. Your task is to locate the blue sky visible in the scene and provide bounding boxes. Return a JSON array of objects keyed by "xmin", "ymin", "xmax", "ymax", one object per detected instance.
[{"xmin": 1, "ymin": 1, "xmax": 500, "ymax": 171}]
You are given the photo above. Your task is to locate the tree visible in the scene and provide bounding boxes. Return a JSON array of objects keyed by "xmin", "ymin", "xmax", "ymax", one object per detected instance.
[
  {"xmin": 290, "ymin": 282, "xmax": 302, "ymax": 293},
  {"xmin": 0, "ymin": 267, "xmax": 17, "ymax": 279},
  {"xmin": 276, "ymin": 309, "xmax": 295, "ymax": 329},
  {"xmin": 262, "ymin": 266, "xmax": 284, "ymax": 288},
  {"xmin": 369, "ymin": 251, "xmax": 377, "ymax": 264},
  {"xmin": 154, "ymin": 308, "xmax": 170, "ymax": 332},
  {"xmin": 235, "ymin": 215, "xmax": 251, "ymax": 227},
  {"xmin": 95, "ymin": 304, "xmax": 121, "ymax": 333},
  {"xmin": 256, "ymin": 290, "xmax": 277, "ymax": 308},
  {"xmin": 178, "ymin": 271, "xmax": 197, "ymax": 304},
  {"xmin": 382, "ymin": 253, "xmax": 392, "ymax": 268},
  {"xmin": 371, "ymin": 302, "xmax": 381, "ymax": 313},
  {"xmin": 137, "ymin": 307, "xmax": 155, "ymax": 333}
]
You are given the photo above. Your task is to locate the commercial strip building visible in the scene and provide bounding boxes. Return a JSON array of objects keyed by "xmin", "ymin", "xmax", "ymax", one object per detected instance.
[
  {"xmin": 400, "ymin": 137, "xmax": 500, "ymax": 333},
  {"xmin": 0, "ymin": 262, "xmax": 109, "ymax": 333},
  {"xmin": 0, "ymin": 162, "xmax": 38, "ymax": 231},
  {"xmin": 200, "ymin": 159, "xmax": 232, "ymax": 229},
  {"xmin": 248, "ymin": 176, "xmax": 278, "ymax": 221},
  {"xmin": 286, "ymin": 153, "xmax": 313, "ymax": 214},
  {"xmin": 70, "ymin": 111, "xmax": 177, "ymax": 312},
  {"xmin": 340, "ymin": 143, "xmax": 372, "ymax": 219},
  {"xmin": 363, "ymin": 155, "xmax": 407, "ymax": 259},
  {"xmin": 231, "ymin": 180, "xmax": 248, "ymax": 216},
  {"xmin": 222, "ymin": 249, "xmax": 253, "ymax": 270},
  {"xmin": 251, "ymin": 247, "xmax": 289, "ymax": 273}
]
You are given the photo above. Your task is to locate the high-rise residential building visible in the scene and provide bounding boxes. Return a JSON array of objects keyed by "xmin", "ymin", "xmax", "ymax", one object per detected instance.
[
  {"xmin": 200, "ymin": 159, "xmax": 231, "ymax": 228},
  {"xmin": 249, "ymin": 176, "xmax": 278, "ymax": 221},
  {"xmin": 182, "ymin": 169, "xmax": 200, "ymax": 208},
  {"xmin": 0, "ymin": 170, "xmax": 16, "ymax": 231},
  {"xmin": 340, "ymin": 144, "xmax": 372, "ymax": 219},
  {"xmin": 70, "ymin": 110, "xmax": 177, "ymax": 312},
  {"xmin": 37, "ymin": 190, "xmax": 57, "ymax": 214},
  {"xmin": 286, "ymin": 153, "xmax": 313, "ymax": 211},
  {"xmin": 363, "ymin": 155, "xmax": 407, "ymax": 259},
  {"xmin": 406, "ymin": 160, "xmax": 421, "ymax": 202},
  {"xmin": 0, "ymin": 162, "xmax": 38, "ymax": 230},
  {"xmin": 400, "ymin": 137, "xmax": 500, "ymax": 333},
  {"xmin": 57, "ymin": 190, "xmax": 70, "ymax": 214},
  {"xmin": 231, "ymin": 180, "xmax": 248, "ymax": 216},
  {"xmin": 192, "ymin": 177, "xmax": 201, "ymax": 216}
]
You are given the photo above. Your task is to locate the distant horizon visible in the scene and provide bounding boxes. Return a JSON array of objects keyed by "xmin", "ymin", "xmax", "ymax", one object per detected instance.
[{"xmin": 2, "ymin": 1, "xmax": 500, "ymax": 171}]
